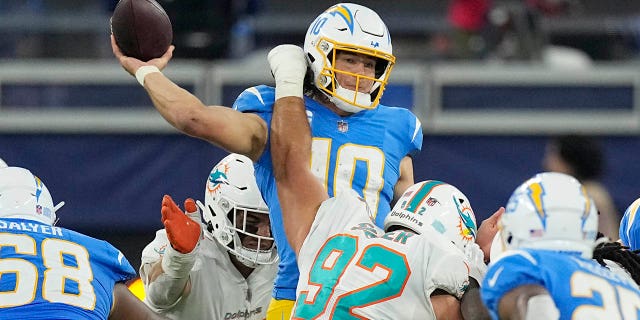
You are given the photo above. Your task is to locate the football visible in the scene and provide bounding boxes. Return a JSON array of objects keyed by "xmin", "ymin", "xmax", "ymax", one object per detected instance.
[{"xmin": 110, "ymin": 0, "xmax": 173, "ymax": 61}]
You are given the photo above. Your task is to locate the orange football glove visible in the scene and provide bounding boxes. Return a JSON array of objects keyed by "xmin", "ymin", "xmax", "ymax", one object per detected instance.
[{"xmin": 161, "ymin": 195, "xmax": 201, "ymax": 254}]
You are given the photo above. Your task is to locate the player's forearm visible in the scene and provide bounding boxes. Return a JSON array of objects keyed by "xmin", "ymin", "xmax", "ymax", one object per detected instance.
[
  {"xmin": 143, "ymin": 73, "xmax": 206, "ymax": 133},
  {"xmin": 271, "ymin": 97, "xmax": 311, "ymax": 181},
  {"xmin": 272, "ymin": 96, "xmax": 321, "ymax": 255},
  {"xmin": 142, "ymin": 73, "xmax": 266, "ymax": 159},
  {"xmin": 143, "ymin": 246, "xmax": 195, "ymax": 309},
  {"xmin": 461, "ymin": 278, "xmax": 491, "ymax": 320},
  {"xmin": 145, "ymin": 273, "xmax": 190, "ymax": 310}
]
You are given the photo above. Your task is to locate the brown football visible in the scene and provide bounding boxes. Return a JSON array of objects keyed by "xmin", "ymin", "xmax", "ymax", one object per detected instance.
[{"xmin": 110, "ymin": 0, "xmax": 173, "ymax": 61}]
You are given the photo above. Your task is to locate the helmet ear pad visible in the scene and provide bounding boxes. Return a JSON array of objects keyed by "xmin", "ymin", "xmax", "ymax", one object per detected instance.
[{"xmin": 201, "ymin": 154, "xmax": 277, "ymax": 266}]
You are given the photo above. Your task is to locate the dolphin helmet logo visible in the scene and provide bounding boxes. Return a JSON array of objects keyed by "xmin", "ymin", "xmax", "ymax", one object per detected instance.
[
  {"xmin": 207, "ymin": 163, "xmax": 230, "ymax": 193},
  {"xmin": 453, "ymin": 195, "xmax": 477, "ymax": 240}
]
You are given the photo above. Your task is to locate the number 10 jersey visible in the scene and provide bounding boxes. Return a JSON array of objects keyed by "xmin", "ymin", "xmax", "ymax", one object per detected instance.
[{"xmin": 234, "ymin": 85, "xmax": 423, "ymax": 300}]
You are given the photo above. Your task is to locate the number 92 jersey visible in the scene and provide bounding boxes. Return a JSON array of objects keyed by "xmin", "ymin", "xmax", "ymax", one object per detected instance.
[
  {"xmin": 234, "ymin": 85, "xmax": 423, "ymax": 300},
  {"xmin": 0, "ymin": 218, "xmax": 136, "ymax": 319},
  {"xmin": 294, "ymin": 190, "xmax": 469, "ymax": 319},
  {"xmin": 481, "ymin": 249, "xmax": 640, "ymax": 320}
]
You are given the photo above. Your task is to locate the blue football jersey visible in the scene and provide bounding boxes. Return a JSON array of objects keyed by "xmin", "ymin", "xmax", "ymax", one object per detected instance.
[
  {"xmin": 0, "ymin": 218, "xmax": 136, "ymax": 319},
  {"xmin": 233, "ymin": 85, "xmax": 423, "ymax": 300},
  {"xmin": 482, "ymin": 249, "xmax": 640, "ymax": 320}
]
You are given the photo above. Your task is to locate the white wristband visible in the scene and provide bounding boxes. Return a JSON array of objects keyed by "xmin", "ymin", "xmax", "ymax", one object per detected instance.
[
  {"xmin": 135, "ymin": 65, "xmax": 161, "ymax": 86},
  {"xmin": 275, "ymin": 79, "xmax": 304, "ymax": 100},
  {"xmin": 161, "ymin": 242, "xmax": 197, "ymax": 278}
]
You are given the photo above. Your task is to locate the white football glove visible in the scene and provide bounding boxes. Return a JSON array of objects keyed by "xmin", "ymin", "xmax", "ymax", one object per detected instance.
[
  {"xmin": 267, "ymin": 44, "xmax": 307, "ymax": 100},
  {"xmin": 464, "ymin": 242, "xmax": 488, "ymax": 283}
]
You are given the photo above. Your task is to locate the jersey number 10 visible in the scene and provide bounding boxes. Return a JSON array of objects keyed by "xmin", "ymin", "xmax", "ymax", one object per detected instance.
[{"xmin": 311, "ymin": 139, "xmax": 385, "ymax": 219}]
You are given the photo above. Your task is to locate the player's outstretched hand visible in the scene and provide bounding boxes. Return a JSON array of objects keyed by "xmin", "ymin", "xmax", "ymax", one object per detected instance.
[
  {"xmin": 476, "ymin": 206, "xmax": 505, "ymax": 262},
  {"xmin": 268, "ymin": 45, "xmax": 307, "ymax": 99},
  {"xmin": 111, "ymin": 34, "xmax": 174, "ymax": 77},
  {"xmin": 161, "ymin": 195, "xmax": 201, "ymax": 254}
]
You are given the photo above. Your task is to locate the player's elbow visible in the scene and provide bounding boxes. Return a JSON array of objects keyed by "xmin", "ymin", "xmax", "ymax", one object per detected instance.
[{"xmin": 144, "ymin": 281, "xmax": 185, "ymax": 311}]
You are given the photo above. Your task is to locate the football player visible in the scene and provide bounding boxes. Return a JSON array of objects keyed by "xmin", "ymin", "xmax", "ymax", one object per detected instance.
[
  {"xmin": 269, "ymin": 45, "xmax": 494, "ymax": 318},
  {"xmin": 482, "ymin": 172, "xmax": 640, "ymax": 319},
  {"xmin": 0, "ymin": 167, "xmax": 167, "ymax": 319},
  {"xmin": 111, "ymin": 3, "xmax": 500, "ymax": 318},
  {"xmin": 140, "ymin": 154, "xmax": 277, "ymax": 319}
]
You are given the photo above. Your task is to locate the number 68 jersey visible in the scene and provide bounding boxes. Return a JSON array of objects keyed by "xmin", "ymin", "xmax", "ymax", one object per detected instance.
[
  {"xmin": 0, "ymin": 218, "xmax": 136, "ymax": 319},
  {"xmin": 294, "ymin": 190, "xmax": 470, "ymax": 320}
]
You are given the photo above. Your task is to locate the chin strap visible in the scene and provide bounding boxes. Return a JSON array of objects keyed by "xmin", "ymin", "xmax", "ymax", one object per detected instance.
[{"xmin": 328, "ymin": 85, "xmax": 372, "ymax": 114}]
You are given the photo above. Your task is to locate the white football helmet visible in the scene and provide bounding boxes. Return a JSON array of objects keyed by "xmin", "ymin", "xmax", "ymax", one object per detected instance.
[
  {"xmin": 384, "ymin": 180, "xmax": 478, "ymax": 252},
  {"xmin": 619, "ymin": 197, "xmax": 640, "ymax": 250},
  {"xmin": 201, "ymin": 154, "xmax": 276, "ymax": 267},
  {"xmin": 500, "ymin": 172, "xmax": 598, "ymax": 258},
  {"xmin": 0, "ymin": 158, "xmax": 7, "ymax": 168},
  {"xmin": 304, "ymin": 3, "xmax": 395, "ymax": 113},
  {"xmin": 0, "ymin": 167, "xmax": 57, "ymax": 225}
]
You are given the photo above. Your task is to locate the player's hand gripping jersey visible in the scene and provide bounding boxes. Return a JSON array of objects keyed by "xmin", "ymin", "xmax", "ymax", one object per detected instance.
[
  {"xmin": 0, "ymin": 218, "xmax": 136, "ymax": 319},
  {"xmin": 482, "ymin": 249, "xmax": 640, "ymax": 320},
  {"xmin": 293, "ymin": 190, "xmax": 469, "ymax": 319},
  {"xmin": 234, "ymin": 85, "xmax": 422, "ymax": 300}
]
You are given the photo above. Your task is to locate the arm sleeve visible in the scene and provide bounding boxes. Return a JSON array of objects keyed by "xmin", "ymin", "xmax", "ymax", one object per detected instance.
[
  {"xmin": 407, "ymin": 112, "xmax": 423, "ymax": 157},
  {"xmin": 99, "ymin": 241, "xmax": 137, "ymax": 283},
  {"xmin": 139, "ymin": 229, "xmax": 195, "ymax": 311},
  {"xmin": 232, "ymin": 85, "xmax": 275, "ymax": 114},
  {"xmin": 426, "ymin": 240, "xmax": 470, "ymax": 299}
]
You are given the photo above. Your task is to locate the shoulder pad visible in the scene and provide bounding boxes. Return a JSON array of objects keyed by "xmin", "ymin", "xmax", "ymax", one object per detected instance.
[{"xmin": 233, "ymin": 85, "xmax": 276, "ymax": 113}]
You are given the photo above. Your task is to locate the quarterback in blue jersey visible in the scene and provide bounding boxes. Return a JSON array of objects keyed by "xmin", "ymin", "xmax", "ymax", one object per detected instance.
[
  {"xmin": 236, "ymin": 3, "xmax": 423, "ymax": 312},
  {"xmin": 482, "ymin": 172, "xmax": 640, "ymax": 320},
  {"xmin": 0, "ymin": 167, "xmax": 166, "ymax": 320}
]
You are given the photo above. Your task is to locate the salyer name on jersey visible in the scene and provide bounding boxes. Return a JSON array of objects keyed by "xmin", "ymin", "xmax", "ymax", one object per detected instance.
[{"xmin": 0, "ymin": 218, "xmax": 135, "ymax": 319}]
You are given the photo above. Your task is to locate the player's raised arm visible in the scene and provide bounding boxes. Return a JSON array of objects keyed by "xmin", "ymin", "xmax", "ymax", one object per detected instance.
[
  {"xmin": 269, "ymin": 45, "xmax": 328, "ymax": 256},
  {"xmin": 142, "ymin": 195, "xmax": 201, "ymax": 309},
  {"xmin": 110, "ymin": 35, "xmax": 267, "ymax": 161}
]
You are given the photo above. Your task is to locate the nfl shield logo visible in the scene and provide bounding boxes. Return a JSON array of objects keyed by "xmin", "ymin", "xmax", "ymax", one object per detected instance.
[
  {"xmin": 426, "ymin": 197, "xmax": 440, "ymax": 206},
  {"xmin": 337, "ymin": 120, "xmax": 348, "ymax": 133}
]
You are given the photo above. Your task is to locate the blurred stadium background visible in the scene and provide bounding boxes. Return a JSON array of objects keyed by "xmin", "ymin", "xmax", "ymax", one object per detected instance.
[{"xmin": 1, "ymin": 0, "xmax": 639, "ymax": 272}]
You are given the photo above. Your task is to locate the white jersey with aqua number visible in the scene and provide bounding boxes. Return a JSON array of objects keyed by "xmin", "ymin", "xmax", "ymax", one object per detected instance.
[
  {"xmin": 140, "ymin": 229, "xmax": 277, "ymax": 320},
  {"xmin": 294, "ymin": 190, "xmax": 470, "ymax": 320}
]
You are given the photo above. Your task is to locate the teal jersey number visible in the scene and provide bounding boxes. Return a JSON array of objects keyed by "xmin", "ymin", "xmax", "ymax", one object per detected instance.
[{"xmin": 294, "ymin": 234, "xmax": 410, "ymax": 319}]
